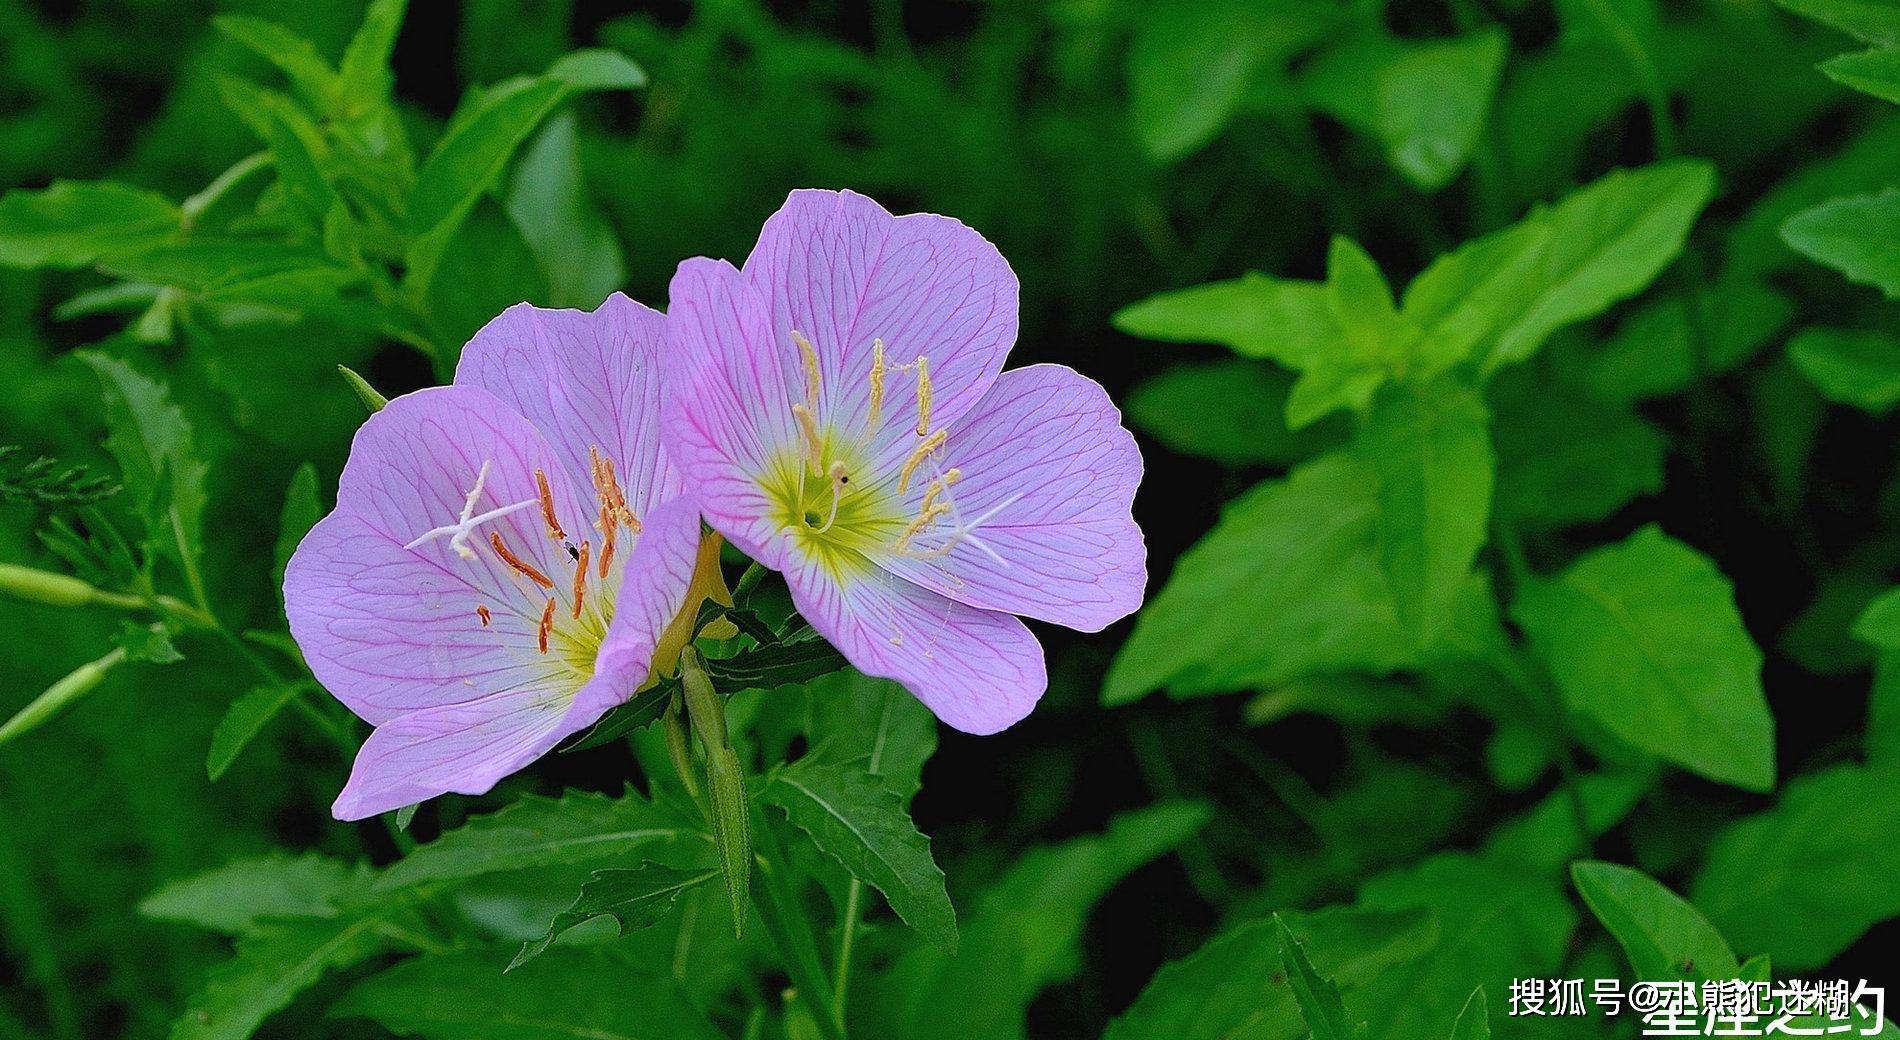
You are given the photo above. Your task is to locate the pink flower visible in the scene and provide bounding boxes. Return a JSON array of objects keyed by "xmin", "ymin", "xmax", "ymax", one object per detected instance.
[
  {"xmin": 662, "ymin": 190, "xmax": 1146, "ymax": 734},
  {"xmin": 286, "ymin": 296, "xmax": 709, "ymax": 820}
]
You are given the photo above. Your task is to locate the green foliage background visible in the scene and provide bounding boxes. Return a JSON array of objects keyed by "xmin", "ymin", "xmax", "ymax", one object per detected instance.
[{"xmin": 2, "ymin": 0, "xmax": 1898, "ymax": 1038}]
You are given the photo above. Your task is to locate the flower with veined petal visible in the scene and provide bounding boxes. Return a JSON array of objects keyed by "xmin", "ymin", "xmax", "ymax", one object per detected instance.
[
  {"xmin": 662, "ymin": 189, "xmax": 1146, "ymax": 734},
  {"xmin": 285, "ymin": 295, "xmax": 721, "ymax": 820}
]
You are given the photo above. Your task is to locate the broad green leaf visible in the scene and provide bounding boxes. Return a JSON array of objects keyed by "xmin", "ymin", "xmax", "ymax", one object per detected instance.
[
  {"xmin": 762, "ymin": 757, "xmax": 955, "ymax": 949},
  {"xmin": 1570, "ymin": 860, "xmax": 1739, "ymax": 981},
  {"xmin": 1483, "ymin": 160, "xmax": 1716, "ymax": 370},
  {"xmin": 1374, "ymin": 31, "xmax": 1508, "ymax": 191},
  {"xmin": 213, "ymin": 16, "xmax": 343, "ymax": 111},
  {"xmin": 1401, "ymin": 221, "xmax": 1551, "ymax": 373},
  {"xmin": 505, "ymin": 112, "xmax": 625, "ymax": 309},
  {"xmin": 77, "ymin": 352, "xmax": 210, "ymax": 605},
  {"xmin": 876, "ymin": 802, "xmax": 1209, "ymax": 1040},
  {"xmin": 1691, "ymin": 763, "xmax": 1900, "ymax": 970},
  {"xmin": 405, "ymin": 49, "xmax": 644, "ymax": 294},
  {"xmin": 213, "ymin": 76, "xmax": 339, "ymax": 230},
  {"xmin": 1782, "ymin": 188, "xmax": 1900, "ymax": 297},
  {"xmin": 1286, "ymin": 238, "xmax": 1410, "ymax": 428},
  {"xmin": 140, "ymin": 852, "xmax": 367, "ymax": 936},
  {"xmin": 1726, "ymin": 115, "xmax": 1900, "ymax": 281},
  {"xmin": 1244, "ymin": 673, "xmax": 1441, "ymax": 728},
  {"xmin": 0, "ymin": 181, "xmax": 180, "ymax": 269},
  {"xmin": 273, "ymin": 463, "xmax": 319, "ymax": 591},
  {"xmin": 1352, "ymin": 853, "xmax": 1576, "ymax": 1040},
  {"xmin": 1125, "ymin": 0, "xmax": 1335, "ymax": 160},
  {"xmin": 170, "ymin": 912, "xmax": 389, "ymax": 1040},
  {"xmin": 1126, "ymin": 360, "xmax": 1350, "ymax": 467},
  {"xmin": 1484, "ymin": 771, "xmax": 1654, "ymax": 874},
  {"xmin": 1106, "ymin": 452, "xmax": 1412, "ymax": 703},
  {"xmin": 425, "ymin": 198, "xmax": 548, "ymax": 360},
  {"xmin": 206, "ymin": 683, "xmax": 307, "ymax": 782},
  {"xmin": 1823, "ymin": 47, "xmax": 1900, "ymax": 103},
  {"xmin": 1512, "ymin": 526, "xmax": 1775, "ymax": 792},
  {"xmin": 377, "ymin": 788, "xmax": 700, "ymax": 890},
  {"xmin": 1277, "ymin": 915, "xmax": 1362, "ymax": 1040},
  {"xmin": 1585, "ymin": 282, "xmax": 1796, "ymax": 403},
  {"xmin": 510, "ymin": 863, "xmax": 717, "ymax": 969},
  {"xmin": 805, "ymin": 668, "xmax": 937, "ymax": 804},
  {"xmin": 1491, "ymin": 377, "xmax": 1666, "ymax": 529},
  {"xmin": 1352, "ymin": 380, "xmax": 1492, "ymax": 643},
  {"xmin": 1104, "ymin": 908, "xmax": 1431, "ymax": 1040},
  {"xmin": 334, "ymin": 948, "xmax": 724, "ymax": 1040},
  {"xmin": 1447, "ymin": 988, "xmax": 1489, "ymax": 1040},
  {"xmin": 1114, "ymin": 273, "xmax": 1339, "ymax": 369},
  {"xmin": 1788, "ymin": 327, "xmax": 1900, "ymax": 412},
  {"xmin": 338, "ymin": 0, "xmax": 407, "ymax": 115},
  {"xmin": 1776, "ymin": 0, "xmax": 1900, "ymax": 45}
]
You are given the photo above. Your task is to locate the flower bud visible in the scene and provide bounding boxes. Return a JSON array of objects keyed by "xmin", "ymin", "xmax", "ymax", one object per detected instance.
[
  {"xmin": 0, "ymin": 647, "xmax": 125, "ymax": 746},
  {"xmin": 0, "ymin": 563, "xmax": 100, "ymax": 609}
]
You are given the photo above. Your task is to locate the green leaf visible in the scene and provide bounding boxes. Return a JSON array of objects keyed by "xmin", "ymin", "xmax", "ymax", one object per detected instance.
[
  {"xmin": 338, "ymin": 0, "xmax": 407, "ymax": 114},
  {"xmin": 0, "ymin": 180, "xmax": 180, "ymax": 269},
  {"xmin": 1855, "ymin": 586, "xmax": 1900, "ymax": 649},
  {"xmin": 213, "ymin": 16, "xmax": 343, "ymax": 111},
  {"xmin": 1126, "ymin": 360, "xmax": 1350, "ymax": 467},
  {"xmin": 213, "ymin": 76, "xmax": 339, "ymax": 231},
  {"xmin": 1872, "ymin": 651, "xmax": 1900, "ymax": 766},
  {"xmin": 504, "ymin": 112, "xmax": 626, "ymax": 309},
  {"xmin": 113, "ymin": 620, "xmax": 184, "ymax": 664},
  {"xmin": 273, "ymin": 463, "xmax": 320, "ymax": 592},
  {"xmin": 1447, "ymin": 988, "xmax": 1489, "ymax": 1040},
  {"xmin": 1512, "ymin": 525, "xmax": 1775, "ymax": 792},
  {"xmin": 510, "ymin": 863, "xmax": 717, "ymax": 970},
  {"xmin": 1352, "ymin": 380, "xmax": 1493, "ymax": 644},
  {"xmin": 1822, "ymin": 47, "xmax": 1900, "ymax": 103},
  {"xmin": 1585, "ymin": 282, "xmax": 1796, "ymax": 403},
  {"xmin": 1782, "ymin": 188, "xmax": 1900, "ymax": 298},
  {"xmin": 762, "ymin": 757, "xmax": 956, "ymax": 949},
  {"xmin": 424, "ymin": 198, "xmax": 547, "ymax": 363},
  {"xmin": 1114, "ymin": 272, "xmax": 1340, "ymax": 369},
  {"xmin": 1691, "ymin": 763, "xmax": 1900, "ymax": 970},
  {"xmin": 1401, "ymin": 222, "xmax": 1551, "ymax": 373},
  {"xmin": 1374, "ymin": 31, "xmax": 1509, "ymax": 190},
  {"xmin": 1788, "ymin": 327, "xmax": 1900, "ymax": 412},
  {"xmin": 206, "ymin": 683, "xmax": 308, "ymax": 782},
  {"xmin": 170, "ymin": 912, "xmax": 390, "ymax": 1040},
  {"xmin": 1107, "ymin": 452, "xmax": 1412, "ymax": 703},
  {"xmin": 377, "ymin": 788, "xmax": 700, "ymax": 890},
  {"xmin": 1570, "ymin": 860, "xmax": 1740, "ymax": 981},
  {"xmin": 77, "ymin": 352, "xmax": 210, "ymax": 605},
  {"xmin": 140, "ymin": 852, "xmax": 367, "ymax": 936},
  {"xmin": 1491, "ymin": 377, "xmax": 1666, "ymax": 529},
  {"xmin": 1776, "ymin": 0, "xmax": 1900, "ymax": 45},
  {"xmin": 805, "ymin": 668, "xmax": 937, "ymax": 804},
  {"xmin": 1277, "ymin": 915, "xmax": 1362, "ymax": 1040},
  {"xmin": 1485, "ymin": 160, "xmax": 1716, "ymax": 370},
  {"xmin": 1104, "ymin": 908, "xmax": 1434, "ymax": 1040},
  {"xmin": 334, "ymin": 948, "xmax": 725, "ymax": 1040}
]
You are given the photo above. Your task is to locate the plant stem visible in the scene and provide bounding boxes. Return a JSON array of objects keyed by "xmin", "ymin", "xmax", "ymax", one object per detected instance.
[{"xmin": 833, "ymin": 880, "xmax": 864, "ymax": 1017}]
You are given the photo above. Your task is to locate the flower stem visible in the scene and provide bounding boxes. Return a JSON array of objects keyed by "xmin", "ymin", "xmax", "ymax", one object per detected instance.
[{"xmin": 833, "ymin": 879, "xmax": 864, "ymax": 1017}]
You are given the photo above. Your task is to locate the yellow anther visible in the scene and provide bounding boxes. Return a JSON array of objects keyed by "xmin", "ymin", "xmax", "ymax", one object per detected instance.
[
  {"xmin": 914, "ymin": 355, "xmax": 932, "ymax": 436},
  {"xmin": 893, "ymin": 502, "xmax": 951, "ymax": 553},
  {"xmin": 792, "ymin": 329, "xmax": 821, "ymax": 411},
  {"xmin": 896, "ymin": 428, "xmax": 948, "ymax": 494},
  {"xmin": 791, "ymin": 403, "xmax": 825, "ymax": 474},
  {"xmin": 919, "ymin": 468, "xmax": 962, "ymax": 515},
  {"xmin": 868, "ymin": 338, "xmax": 886, "ymax": 428}
]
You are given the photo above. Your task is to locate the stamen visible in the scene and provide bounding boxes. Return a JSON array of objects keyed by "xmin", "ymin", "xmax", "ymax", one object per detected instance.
[
  {"xmin": 589, "ymin": 446, "xmax": 641, "ymax": 533},
  {"xmin": 919, "ymin": 468, "xmax": 962, "ymax": 515},
  {"xmin": 475, "ymin": 605, "xmax": 491, "ymax": 627},
  {"xmin": 896, "ymin": 429, "xmax": 948, "ymax": 493},
  {"xmin": 868, "ymin": 338, "xmax": 886, "ymax": 428},
  {"xmin": 570, "ymin": 541, "xmax": 591, "ymax": 618},
  {"xmin": 598, "ymin": 503, "xmax": 616, "ymax": 578},
  {"xmin": 914, "ymin": 355, "xmax": 932, "ymax": 436},
  {"xmin": 490, "ymin": 531, "xmax": 554, "ymax": 589},
  {"xmin": 537, "ymin": 598, "xmax": 555, "ymax": 654},
  {"xmin": 893, "ymin": 502, "xmax": 951, "ymax": 552},
  {"xmin": 792, "ymin": 329, "xmax": 821, "ymax": 410},
  {"xmin": 791, "ymin": 403, "xmax": 825, "ymax": 473},
  {"xmin": 535, "ymin": 469, "xmax": 566, "ymax": 542}
]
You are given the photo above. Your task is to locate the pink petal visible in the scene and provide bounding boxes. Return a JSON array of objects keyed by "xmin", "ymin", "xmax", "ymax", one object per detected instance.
[
  {"xmin": 741, "ymin": 189, "xmax": 1019, "ymax": 462},
  {"xmin": 784, "ymin": 553, "xmax": 1046, "ymax": 734},
  {"xmin": 662, "ymin": 257, "xmax": 804, "ymax": 567},
  {"xmin": 872, "ymin": 365, "xmax": 1146, "ymax": 632},
  {"xmin": 455, "ymin": 293, "xmax": 682, "ymax": 515},
  {"xmin": 286, "ymin": 386, "xmax": 598, "ymax": 725}
]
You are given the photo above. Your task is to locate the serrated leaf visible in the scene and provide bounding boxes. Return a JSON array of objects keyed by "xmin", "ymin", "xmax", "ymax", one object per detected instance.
[
  {"xmin": 1512, "ymin": 526, "xmax": 1775, "ymax": 792},
  {"xmin": 333, "ymin": 948, "xmax": 724, "ymax": 1040},
  {"xmin": 141, "ymin": 852, "xmax": 368, "ymax": 935},
  {"xmin": 170, "ymin": 912, "xmax": 389, "ymax": 1040},
  {"xmin": 377, "ymin": 788, "xmax": 700, "ymax": 891},
  {"xmin": 1788, "ymin": 327, "xmax": 1900, "ymax": 412},
  {"xmin": 0, "ymin": 181, "xmax": 180, "ymax": 269},
  {"xmin": 762, "ymin": 757, "xmax": 956, "ymax": 949},
  {"xmin": 1691, "ymin": 763, "xmax": 1900, "ymax": 970},
  {"xmin": 206, "ymin": 683, "xmax": 308, "ymax": 782},
  {"xmin": 1782, "ymin": 188, "xmax": 1900, "ymax": 298},
  {"xmin": 511, "ymin": 863, "xmax": 717, "ymax": 969},
  {"xmin": 1571, "ymin": 860, "xmax": 1739, "ymax": 981},
  {"xmin": 805, "ymin": 668, "xmax": 937, "ymax": 804},
  {"xmin": 1278, "ymin": 915, "xmax": 1363, "ymax": 1040}
]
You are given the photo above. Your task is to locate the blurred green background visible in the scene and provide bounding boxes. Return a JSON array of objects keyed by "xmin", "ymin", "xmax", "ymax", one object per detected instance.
[{"xmin": 4, "ymin": 0, "xmax": 1900, "ymax": 1037}]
